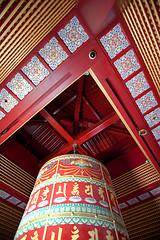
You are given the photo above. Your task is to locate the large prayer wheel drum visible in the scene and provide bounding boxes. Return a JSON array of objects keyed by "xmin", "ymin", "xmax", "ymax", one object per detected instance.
[{"xmin": 15, "ymin": 155, "xmax": 129, "ymax": 239}]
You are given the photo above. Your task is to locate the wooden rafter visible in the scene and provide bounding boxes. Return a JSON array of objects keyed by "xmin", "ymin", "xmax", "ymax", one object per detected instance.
[
  {"xmin": 40, "ymin": 112, "xmax": 120, "ymax": 164},
  {"xmin": 82, "ymin": 95, "xmax": 102, "ymax": 121},
  {"xmin": 73, "ymin": 76, "xmax": 84, "ymax": 135}
]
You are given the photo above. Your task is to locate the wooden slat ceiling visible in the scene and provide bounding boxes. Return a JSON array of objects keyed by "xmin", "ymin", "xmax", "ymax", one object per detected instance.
[
  {"xmin": 0, "ymin": 0, "xmax": 77, "ymax": 83},
  {"xmin": 122, "ymin": 196, "xmax": 160, "ymax": 240},
  {"xmin": 120, "ymin": 0, "xmax": 160, "ymax": 96}
]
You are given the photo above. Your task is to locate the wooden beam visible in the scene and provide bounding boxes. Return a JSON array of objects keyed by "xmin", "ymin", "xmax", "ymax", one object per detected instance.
[
  {"xmin": 76, "ymin": 113, "xmax": 120, "ymax": 145},
  {"xmin": 40, "ymin": 113, "xmax": 119, "ymax": 164},
  {"xmin": 82, "ymin": 95, "xmax": 102, "ymax": 121},
  {"xmin": 40, "ymin": 109, "xmax": 74, "ymax": 144},
  {"xmin": 107, "ymin": 126, "xmax": 131, "ymax": 136},
  {"xmin": 73, "ymin": 76, "xmax": 84, "ymax": 135},
  {"xmin": 53, "ymin": 95, "xmax": 76, "ymax": 115}
]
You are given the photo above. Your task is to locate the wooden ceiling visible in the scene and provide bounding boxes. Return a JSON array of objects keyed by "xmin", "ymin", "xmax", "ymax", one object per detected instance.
[{"xmin": 0, "ymin": 0, "xmax": 77, "ymax": 83}]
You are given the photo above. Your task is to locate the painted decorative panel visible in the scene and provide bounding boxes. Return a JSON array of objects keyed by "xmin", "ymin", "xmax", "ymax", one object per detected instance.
[
  {"xmin": 18, "ymin": 202, "xmax": 27, "ymax": 209},
  {"xmin": 150, "ymin": 187, "xmax": 160, "ymax": 196},
  {"xmin": 151, "ymin": 125, "xmax": 160, "ymax": 140},
  {"xmin": 119, "ymin": 202, "xmax": 128, "ymax": 209},
  {"xmin": 58, "ymin": 16, "xmax": 89, "ymax": 53},
  {"xmin": 100, "ymin": 23, "xmax": 130, "ymax": 59},
  {"xmin": 0, "ymin": 111, "xmax": 5, "ymax": 120},
  {"xmin": 7, "ymin": 196, "xmax": 21, "ymax": 205},
  {"xmin": 135, "ymin": 91, "xmax": 158, "ymax": 114},
  {"xmin": 114, "ymin": 49, "xmax": 140, "ymax": 80},
  {"xmin": 0, "ymin": 88, "xmax": 18, "ymax": 112},
  {"xmin": 6, "ymin": 73, "xmax": 33, "ymax": 100},
  {"xmin": 144, "ymin": 108, "xmax": 160, "ymax": 128},
  {"xmin": 127, "ymin": 197, "xmax": 139, "ymax": 205},
  {"xmin": 125, "ymin": 71, "xmax": 150, "ymax": 98},
  {"xmin": 0, "ymin": 190, "xmax": 10, "ymax": 199},
  {"xmin": 39, "ymin": 37, "xmax": 68, "ymax": 70},
  {"xmin": 21, "ymin": 56, "xmax": 50, "ymax": 86},
  {"xmin": 138, "ymin": 192, "xmax": 150, "ymax": 201},
  {"xmin": 15, "ymin": 154, "xmax": 129, "ymax": 240}
]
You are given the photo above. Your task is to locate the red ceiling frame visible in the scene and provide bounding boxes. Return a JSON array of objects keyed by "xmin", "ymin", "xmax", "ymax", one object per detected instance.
[{"xmin": 0, "ymin": 8, "xmax": 159, "ymax": 173}]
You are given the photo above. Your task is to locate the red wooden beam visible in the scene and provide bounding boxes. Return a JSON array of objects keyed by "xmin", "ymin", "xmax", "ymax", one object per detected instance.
[
  {"xmin": 53, "ymin": 95, "xmax": 76, "ymax": 115},
  {"xmin": 40, "ymin": 109, "xmax": 74, "ymax": 144},
  {"xmin": 74, "ymin": 76, "xmax": 84, "ymax": 135},
  {"xmin": 107, "ymin": 126, "xmax": 131, "ymax": 136},
  {"xmin": 40, "ymin": 113, "xmax": 119, "ymax": 164},
  {"xmin": 82, "ymin": 95, "xmax": 102, "ymax": 121},
  {"xmin": 76, "ymin": 113, "xmax": 119, "ymax": 145}
]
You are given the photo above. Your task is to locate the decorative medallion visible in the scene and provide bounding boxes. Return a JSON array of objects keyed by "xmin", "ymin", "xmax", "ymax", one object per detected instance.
[
  {"xmin": 151, "ymin": 125, "xmax": 160, "ymax": 140},
  {"xmin": 7, "ymin": 196, "xmax": 21, "ymax": 205},
  {"xmin": 100, "ymin": 23, "xmax": 130, "ymax": 59},
  {"xmin": 21, "ymin": 56, "xmax": 50, "ymax": 86},
  {"xmin": 0, "ymin": 190, "xmax": 10, "ymax": 199},
  {"xmin": 119, "ymin": 202, "xmax": 128, "ymax": 209},
  {"xmin": 125, "ymin": 71, "xmax": 150, "ymax": 98},
  {"xmin": 135, "ymin": 91, "xmax": 158, "ymax": 114},
  {"xmin": 39, "ymin": 37, "xmax": 68, "ymax": 70},
  {"xmin": 18, "ymin": 202, "xmax": 27, "ymax": 209},
  {"xmin": 127, "ymin": 197, "xmax": 139, "ymax": 205},
  {"xmin": 0, "ymin": 88, "xmax": 18, "ymax": 113},
  {"xmin": 144, "ymin": 108, "xmax": 160, "ymax": 128},
  {"xmin": 114, "ymin": 49, "xmax": 140, "ymax": 80},
  {"xmin": 138, "ymin": 192, "xmax": 150, "ymax": 201},
  {"xmin": 150, "ymin": 187, "xmax": 160, "ymax": 196},
  {"xmin": 0, "ymin": 111, "xmax": 5, "ymax": 120},
  {"xmin": 58, "ymin": 16, "xmax": 89, "ymax": 53},
  {"xmin": 6, "ymin": 73, "xmax": 33, "ymax": 100}
]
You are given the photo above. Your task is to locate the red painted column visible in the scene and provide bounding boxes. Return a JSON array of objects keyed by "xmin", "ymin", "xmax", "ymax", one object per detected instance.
[{"xmin": 15, "ymin": 155, "xmax": 129, "ymax": 240}]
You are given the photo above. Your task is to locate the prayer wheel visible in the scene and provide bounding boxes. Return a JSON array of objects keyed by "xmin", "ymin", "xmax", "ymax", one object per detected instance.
[{"xmin": 14, "ymin": 154, "xmax": 129, "ymax": 240}]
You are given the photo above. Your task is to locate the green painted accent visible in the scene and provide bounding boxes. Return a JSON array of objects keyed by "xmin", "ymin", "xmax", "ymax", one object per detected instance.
[
  {"xmin": 116, "ymin": 224, "xmax": 129, "ymax": 238},
  {"xmin": 14, "ymin": 219, "xmax": 47, "ymax": 239},
  {"xmin": 47, "ymin": 216, "xmax": 115, "ymax": 228},
  {"xmin": 50, "ymin": 203, "xmax": 112, "ymax": 217},
  {"xmin": 19, "ymin": 207, "xmax": 49, "ymax": 228}
]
